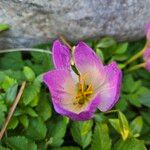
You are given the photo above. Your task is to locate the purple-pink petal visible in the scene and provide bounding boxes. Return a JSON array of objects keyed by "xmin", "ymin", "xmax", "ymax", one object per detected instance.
[
  {"xmin": 43, "ymin": 69, "xmax": 100, "ymax": 120},
  {"xmin": 145, "ymin": 60, "xmax": 150, "ymax": 72},
  {"xmin": 97, "ymin": 62, "xmax": 122, "ymax": 112},
  {"xmin": 52, "ymin": 40, "xmax": 71, "ymax": 69},
  {"xmin": 74, "ymin": 41, "xmax": 106, "ymax": 89},
  {"xmin": 146, "ymin": 22, "xmax": 150, "ymax": 41},
  {"xmin": 54, "ymin": 94, "xmax": 100, "ymax": 121}
]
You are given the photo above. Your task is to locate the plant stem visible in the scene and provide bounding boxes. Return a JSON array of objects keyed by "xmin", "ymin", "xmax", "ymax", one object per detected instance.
[
  {"xmin": 125, "ymin": 63, "xmax": 146, "ymax": 73},
  {"xmin": 0, "ymin": 82, "xmax": 26, "ymax": 140},
  {"xmin": 125, "ymin": 45, "xmax": 147, "ymax": 66},
  {"xmin": 0, "ymin": 48, "xmax": 52, "ymax": 54},
  {"xmin": 59, "ymin": 35, "xmax": 72, "ymax": 49}
]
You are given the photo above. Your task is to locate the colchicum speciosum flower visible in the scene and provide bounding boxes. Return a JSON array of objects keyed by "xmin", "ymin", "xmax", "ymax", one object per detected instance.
[{"xmin": 43, "ymin": 40, "xmax": 122, "ymax": 120}]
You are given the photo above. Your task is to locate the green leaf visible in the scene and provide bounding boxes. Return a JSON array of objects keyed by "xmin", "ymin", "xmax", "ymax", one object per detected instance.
[
  {"xmin": 26, "ymin": 118, "xmax": 47, "ymax": 140},
  {"xmin": 2, "ymin": 76, "xmax": 17, "ymax": 91},
  {"xmin": 115, "ymin": 43, "xmax": 128, "ymax": 54},
  {"xmin": 5, "ymin": 136, "xmax": 37, "ymax": 150},
  {"xmin": 36, "ymin": 93, "xmax": 52, "ymax": 121},
  {"xmin": 116, "ymin": 96, "xmax": 128, "ymax": 111},
  {"xmin": 118, "ymin": 111, "xmax": 130, "ymax": 140},
  {"xmin": 114, "ymin": 138, "xmax": 146, "ymax": 150},
  {"xmin": 97, "ymin": 37, "xmax": 116, "ymax": 48},
  {"xmin": 130, "ymin": 116, "xmax": 143, "ymax": 137},
  {"xmin": 5, "ymin": 83, "xmax": 18, "ymax": 106},
  {"xmin": 22, "ymin": 79, "xmax": 41, "ymax": 105},
  {"xmin": 71, "ymin": 120, "xmax": 93, "ymax": 149},
  {"xmin": 109, "ymin": 119, "xmax": 121, "ymax": 134},
  {"xmin": 96, "ymin": 48, "xmax": 104, "ymax": 62},
  {"xmin": 122, "ymin": 75, "xmax": 135, "ymax": 93},
  {"xmin": 24, "ymin": 107, "xmax": 38, "ymax": 117},
  {"xmin": 8, "ymin": 117, "xmax": 19, "ymax": 130},
  {"xmin": 0, "ymin": 52, "xmax": 24, "ymax": 70},
  {"xmin": 138, "ymin": 89, "xmax": 150, "ymax": 108},
  {"xmin": 47, "ymin": 116, "xmax": 69, "ymax": 147},
  {"xmin": 0, "ymin": 110, "xmax": 5, "ymax": 128},
  {"xmin": 127, "ymin": 94, "xmax": 141, "ymax": 107},
  {"xmin": 19, "ymin": 115, "xmax": 29, "ymax": 128},
  {"xmin": 0, "ymin": 101, "xmax": 7, "ymax": 127},
  {"xmin": 91, "ymin": 123, "xmax": 112, "ymax": 150},
  {"xmin": 0, "ymin": 24, "xmax": 10, "ymax": 32},
  {"xmin": 0, "ymin": 146, "xmax": 10, "ymax": 150},
  {"xmin": 23, "ymin": 66, "xmax": 35, "ymax": 82}
]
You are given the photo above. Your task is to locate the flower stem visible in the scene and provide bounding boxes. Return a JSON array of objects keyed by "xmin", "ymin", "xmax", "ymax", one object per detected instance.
[
  {"xmin": 0, "ymin": 48, "xmax": 52, "ymax": 54},
  {"xmin": 59, "ymin": 35, "xmax": 72, "ymax": 49},
  {"xmin": 125, "ymin": 63, "xmax": 146, "ymax": 73},
  {"xmin": 125, "ymin": 44, "xmax": 147, "ymax": 66}
]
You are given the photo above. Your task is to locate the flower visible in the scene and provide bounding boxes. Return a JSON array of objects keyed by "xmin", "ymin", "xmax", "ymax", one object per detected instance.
[
  {"xmin": 146, "ymin": 22, "xmax": 150, "ymax": 42},
  {"xmin": 43, "ymin": 40, "xmax": 122, "ymax": 120},
  {"xmin": 143, "ymin": 48, "xmax": 150, "ymax": 72}
]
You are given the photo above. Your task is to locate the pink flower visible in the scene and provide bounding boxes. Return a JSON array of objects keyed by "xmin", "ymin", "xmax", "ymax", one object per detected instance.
[
  {"xmin": 43, "ymin": 40, "xmax": 122, "ymax": 120},
  {"xmin": 143, "ymin": 48, "xmax": 150, "ymax": 72},
  {"xmin": 146, "ymin": 22, "xmax": 150, "ymax": 42}
]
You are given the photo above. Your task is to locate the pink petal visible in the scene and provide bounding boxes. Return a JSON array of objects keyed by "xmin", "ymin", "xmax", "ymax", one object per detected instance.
[
  {"xmin": 43, "ymin": 69, "xmax": 100, "ymax": 120},
  {"xmin": 74, "ymin": 42, "xmax": 105, "ymax": 90},
  {"xmin": 97, "ymin": 62, "xmax": 122, "ymax": 112},
  {"xmin": 146, "ymin": 22, "xmax": 150, "ymax": 41},
  {"xmin": 52, "ymin": 40, "xmax": 71, "ymax": 69},
  {"xmin": 54, "ymin": 94, "xmax": 100, "ymax": 121},
  {"xmin": 145, "ymin": 60, "xmax": 150, "ymax": 72}
]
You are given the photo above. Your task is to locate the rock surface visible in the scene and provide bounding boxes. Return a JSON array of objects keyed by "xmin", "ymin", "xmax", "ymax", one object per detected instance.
[{"xmin": 0, "ymin": 0, "xmax": 150, "ymax": 48}]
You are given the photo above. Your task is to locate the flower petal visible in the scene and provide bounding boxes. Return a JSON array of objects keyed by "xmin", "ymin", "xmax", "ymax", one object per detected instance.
[
  {"xmin": 146, "ymin": 22, "xmax": 150, "ymax": 41},
  {"xmin": 143, "ymin": 48, "xmax": 150, "ymax": 61},
  {"xmin": 52, "ymin": 40, "xmax": 71, "ymax": 69},
  {"xmin": 54, "ymin": 94, "xmax": 100, "ymax": 121},
  {"xmin": 43, "ymin": 69, "xmax": 100, "ymax": 120},
  {"xmin": 145, "ymin": 60, "xmax": 150, "ymax": 72},
  {"xmin": 74, "ymin": 42, "xmax": 105, "ymax": 90},
  {"xmin": 97, "ymin": 62, "xmax": 122, "ymax": 112}
]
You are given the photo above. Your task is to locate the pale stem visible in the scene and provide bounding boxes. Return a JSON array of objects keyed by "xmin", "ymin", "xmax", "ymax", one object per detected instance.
[
  {"xmin": 125, "ymin": 44, "xmax": 147, "ymax": 66},
  {"xmin": 0, "ymin": 48, "xmax": 52, "ymax": 54},
  {"xmin": 125, "ymin": 63, "xmax": 146, "ymax": 73},
  {"xmin": 0, "ymin": 82, "xmax": 26, "ymax": 140},
  {"xmin": 59, "ymin": 35, "xmax": 72, "ymax": 49}
]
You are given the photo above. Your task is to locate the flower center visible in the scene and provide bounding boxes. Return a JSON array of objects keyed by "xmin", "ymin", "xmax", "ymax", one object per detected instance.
[{"xmin": 75, "ymin": 74, "xmax": 93, "ymax": 105}]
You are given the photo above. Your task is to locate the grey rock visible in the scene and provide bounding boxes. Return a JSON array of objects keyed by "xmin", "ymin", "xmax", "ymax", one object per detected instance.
[{"xmin": 0, "ymin": 0, "xmax": 150, "ymax": 49}]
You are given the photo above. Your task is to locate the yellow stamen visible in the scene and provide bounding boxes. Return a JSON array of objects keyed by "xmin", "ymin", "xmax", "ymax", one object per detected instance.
[{"xmin": 76, "ymin": 75, "xmax": 93, "ymax": 105}]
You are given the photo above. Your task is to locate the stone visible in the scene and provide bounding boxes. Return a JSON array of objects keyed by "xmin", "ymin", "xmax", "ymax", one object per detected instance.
[{"xmin": 0, "ymin": 0, "xmax": 150, "ymax": 49}]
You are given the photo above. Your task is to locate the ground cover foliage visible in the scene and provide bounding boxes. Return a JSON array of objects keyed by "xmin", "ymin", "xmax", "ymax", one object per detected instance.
[{"xmin": 0, "ymin": 33, "xmax": 149, "ymax": 149}]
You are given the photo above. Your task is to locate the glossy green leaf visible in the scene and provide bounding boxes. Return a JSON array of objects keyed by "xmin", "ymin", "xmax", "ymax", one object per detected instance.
[
  {"xmin": 118, "ymin": 111, "xmax": 130, "ymax": 140},
  {"xmin": 36, "ymin": 93, "xmax": 52, "ymax": 121},
  {"xmin": 71, "ymin": 120, "xmax": 93, "ymax": 149},
  {"xmin": 114, "ymin": 138, "xmax": 146, "ymax": 150},
  {"xmin": 5, "ymin": 83, "xmax": 18, "ymax": 106},
  {"xmin": 47, "ymin": 116, "xmax": 69, "ymax": 147},
  {"xmin": 8, "ymin": 117, "xmax": 19, "ymax": 130},
  {"xmin": 96, "ymin": 37, "xmax": 116, "ymax": 48},
  {"xmin": 23, "ymin": 66, "xmax": 35, "ymax": 82},
  {"xmin": 5, "ymin": 136, "xmax": 37, "ymax": 150},
  {"xmin": 26, "ymin": 118, "xmax": 47, "ymax": 140},
  {"xmin": 91, "ymin": 123, "xmax": 112, "ymax": 150},
  {"xmin": 19, "ymin": 115, "xmax": 29, "ymax": 128},
  {"xmin": 22, "ymin": 79, "xmax": 41, "ymax": 105},
  {"xmin": 130, "ymin": 116, "xmax": 143, "ymax": 137},
  {"xmin": 115, "ymin": 43, "xmax": 128, "ymax": 54}
]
